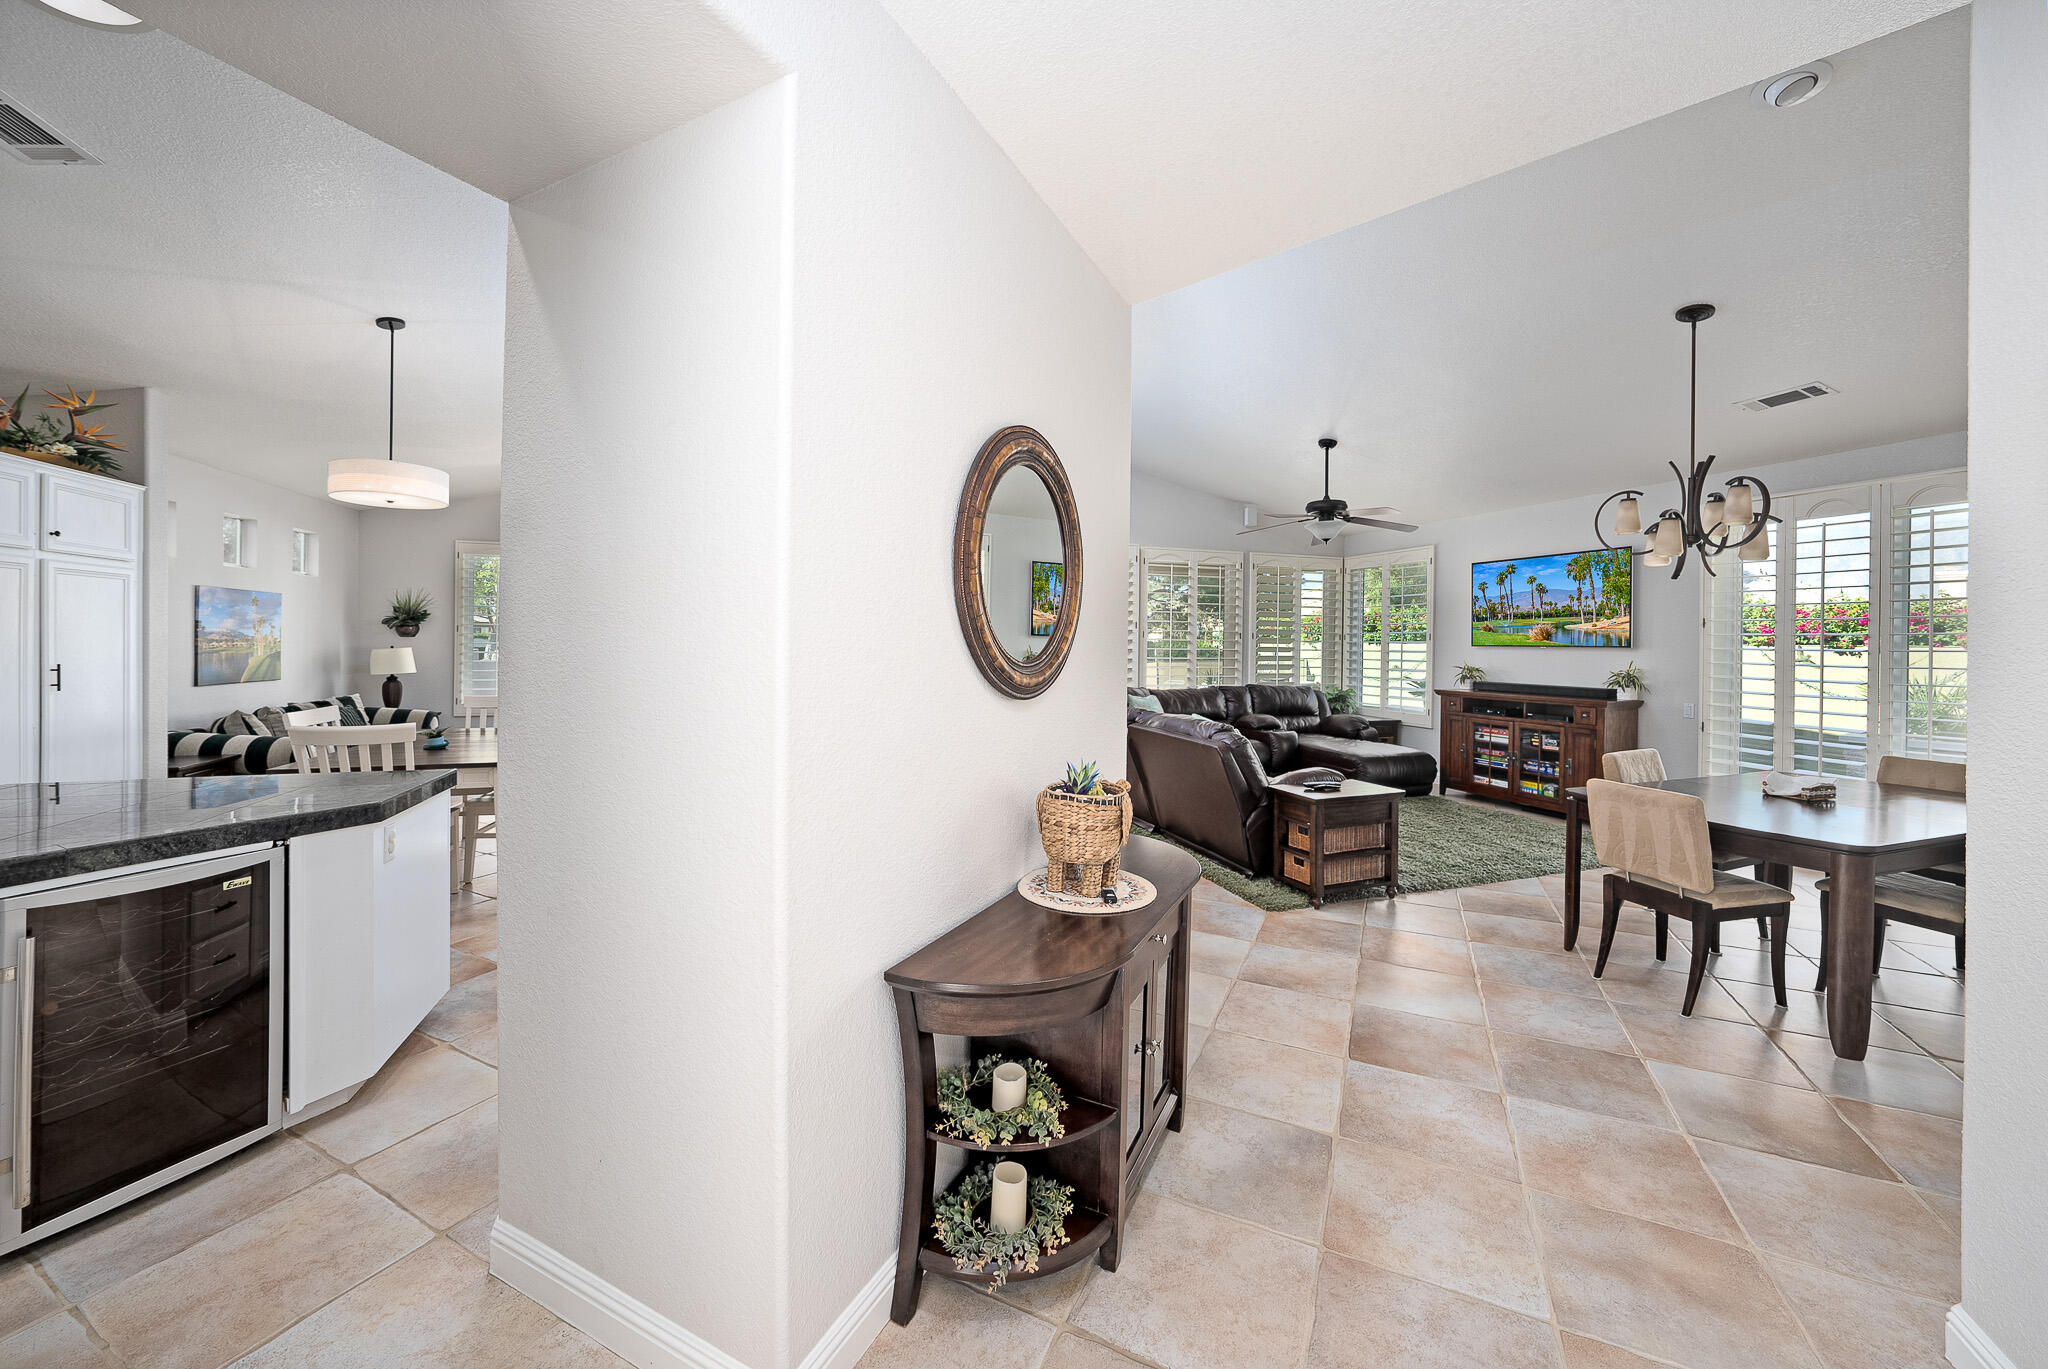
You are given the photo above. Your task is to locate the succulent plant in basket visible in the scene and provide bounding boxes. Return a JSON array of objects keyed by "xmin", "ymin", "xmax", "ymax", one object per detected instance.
[{"xmin": 1036, "ymin": 759, "xmax": 1133, "ymax": 898}]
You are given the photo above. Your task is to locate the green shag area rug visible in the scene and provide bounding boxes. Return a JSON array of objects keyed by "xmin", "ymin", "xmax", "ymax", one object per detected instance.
[{"xmin": 1139, "ymin": 795, "xmax": 1597, "ymax": 910}]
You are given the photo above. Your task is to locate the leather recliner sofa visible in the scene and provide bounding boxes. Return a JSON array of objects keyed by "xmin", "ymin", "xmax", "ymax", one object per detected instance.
[
  {"xmin": 1129, "ymin": 683, "xmax": 1438, "ymax": 796},
  {"xmin": 1124, "ymin": 711, "xmax": 1340, "ymax": 876}
]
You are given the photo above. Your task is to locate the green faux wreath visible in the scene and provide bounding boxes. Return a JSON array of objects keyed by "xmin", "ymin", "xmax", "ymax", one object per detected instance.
[
  {"xmin": 934, "ymin": 1055, "xmax": 1066, "ymax": 1147},
  {"xmin": 931, "ymin": 1163, "xmax": 1076, "ymax": 1288}
]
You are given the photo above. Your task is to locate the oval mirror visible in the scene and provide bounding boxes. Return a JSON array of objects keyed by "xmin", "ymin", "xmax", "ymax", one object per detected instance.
[{"xmin": 953, "ymin": 426, "xmax": 1082, "ymax": 697}]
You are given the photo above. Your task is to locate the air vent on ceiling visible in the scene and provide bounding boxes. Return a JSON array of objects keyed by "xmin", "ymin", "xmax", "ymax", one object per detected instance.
[
  {"xmin": 0, "ymin": 92, "xmax": 99, "ymax": 166},
  {"xmin": 1736, "ymin": 381, "xmax": 1838, "ymax": 413}
]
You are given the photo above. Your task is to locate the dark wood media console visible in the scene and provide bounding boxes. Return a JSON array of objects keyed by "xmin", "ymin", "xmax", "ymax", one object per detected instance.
[
  {"xmin": 1435, "ymin": 687, "xmax": 1641, "ymax": 815},
  {"xmin": 882, "ymin": 838, "xmax": 1201, "ymax": 1324}
]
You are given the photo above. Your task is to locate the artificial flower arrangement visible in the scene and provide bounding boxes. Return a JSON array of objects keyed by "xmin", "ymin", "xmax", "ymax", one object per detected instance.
[{"xmin": 1, "ymin": 386, "xmax": 124, "ymax": 475}]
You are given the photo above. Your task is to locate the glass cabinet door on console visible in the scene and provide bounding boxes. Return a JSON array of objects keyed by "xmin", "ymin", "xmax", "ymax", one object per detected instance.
[{"xmin": 1516, "ymin": 724, "xmax": 1563, "ymax": 802}]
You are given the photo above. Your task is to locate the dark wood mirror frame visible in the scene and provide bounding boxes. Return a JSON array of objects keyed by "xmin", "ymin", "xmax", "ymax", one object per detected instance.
[{"xmin": 952, "ymin": 425, "xmax": 1083, "ymax": 698}]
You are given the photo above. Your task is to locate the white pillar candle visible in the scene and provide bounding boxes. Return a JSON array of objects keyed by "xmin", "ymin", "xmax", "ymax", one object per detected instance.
[
  {"xmin": 990, "ymin": 1162, "xmax": 1028, "ymax": 1234},
  {"xmin": 990, "ymin": 1061, "xmax": 1028, "ymax": 1112}
]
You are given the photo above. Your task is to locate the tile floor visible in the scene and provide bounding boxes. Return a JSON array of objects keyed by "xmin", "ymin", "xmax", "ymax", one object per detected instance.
[
  {"xmin": 859, "ymin": 863, "xmax": 1965, "ymax": 1369},
  {"xmin": 0, "ymin": 843, "xmax": 633, "ymax": 1369}
]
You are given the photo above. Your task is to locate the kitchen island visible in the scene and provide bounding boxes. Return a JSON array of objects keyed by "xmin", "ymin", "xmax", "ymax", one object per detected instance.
[{"xmin": 0, "ymin": 772, "xmax": 455, "ymax": 1256}]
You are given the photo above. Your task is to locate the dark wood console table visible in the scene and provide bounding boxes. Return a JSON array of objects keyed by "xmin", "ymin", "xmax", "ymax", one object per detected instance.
[
  {"xmin": 1436, "ymin": 687, "xmax": 1639, "ymax": 815},
  {"xmin": 882, "ymin": 838, "xmax": 1201, "ymax": 1324}
]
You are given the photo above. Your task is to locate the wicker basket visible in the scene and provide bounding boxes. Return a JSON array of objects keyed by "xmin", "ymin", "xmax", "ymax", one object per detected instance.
[{"xmin": 1036, "ymin": 781, "xmax": 1134, "ymax": 896}]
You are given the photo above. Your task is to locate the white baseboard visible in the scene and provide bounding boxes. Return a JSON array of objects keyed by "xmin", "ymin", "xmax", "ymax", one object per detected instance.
[
  {"xmin": 489, "ymin": 1219, "xmax": 894, "ymax": 1369},
  {"xmin": 489, "ymin": 1219, "xmax": 751, "ymax": 1369},
  {"xmin": 796, "ymin": 1259, "xmax": 892, "ymax": 1369},
  {"xmin": 1947, "ymin": 1306, "xmax": 2020, "ymax": 1369}
]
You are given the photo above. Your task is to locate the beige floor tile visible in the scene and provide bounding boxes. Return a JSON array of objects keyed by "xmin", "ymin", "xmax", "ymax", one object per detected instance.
[
  {"xmin": 1459, "ymin": 889, "xmax": 1562, "ymax": 922},
  {"xmin": 1479, "ymin": 981, "xmax": 1632, "ymax": 1054},
  {"xmin": 1189, "ymin": 1025, "xmax": 1209, "ymax": 1068},
  {"xmin": 1493, "ymin": 1033, "xmax": 1674, "ymax": 1130},
  {"xmin": 1353, "ymin": 960, "xmax": 1486, "ymax": 1025},
  {"xmin": 450, "ymin": 949, "xmax": 496, "ymax": 985},
  {"xmin": 1040, "ymin": 1334, "xmax": 1146, "ymax": 1369},
  {"xmin": 1474, "ymin": 944, "xmax": 1602, "ymax": 999},
  {"xmin": 418, "ymin": 970, "xmax": 499, "ymax": 1043},
  {"xmin": 1770, "ymin": 1035, "xmax": 1964, "ymax": 1120},
  {"xmin": 1696, "ymin": 944, "xmax": 1801, "ymax": 990},
  {"xmin": 1364, "ymin": 899, "xmax": 1469, "ymax": 939},
  {"xmin": 229, "ymin": 1237, "xmax": 625, "ymax": 1368},
  {"xmin": 295, "ymin": 1038, "xmax": 499, "ymax": 1164},
  {"xmin": 1696, "ymin": 1141, "xmax": 1959, "ymax": 1301},
  {"xmin": 0, "ymin": 1313, "xmax": 120, "ymax": 1369},
  {"xmin": 356, "ymin": 1097, "xmax": 499, "ymax": 1229},
  {"xmin": 1915, "ymin": 1186, "xmax": 1961, "ymax": 1235},
  {"xmin": 1869, "ymin": 974, "xmax": 1964, "ymax": 1015},
  {"xmin": 1611, "ymin": 1004, "xmax": 1809, "ymax": 1088},
  {"xmin": 1391, "ymin": 887, "xmax": 1464, "ymax": 910},
  {"xmin": 80, "ymin": 1174, "xmax": 431, "ymax": 1369},
  {"xmin": 1463, "ymin": 910, "xmax": 1571, "ymax": 952},
  {"xmin": 451, "ymin": 1023, "xmax": 499, "ymax": 1066},
  {"xmin": 447, "ymin": 1202, "xmax": 498, "ymax": 1259},
  {"xmin": 1593, "ymin": 962, "xmax": 1750, "ymax": 1023},
  {"xmin": 1189, "ymin": 1030, "xmax": 1344, "ymax": 1131},
  {"xmin": 1189, "ymin": 971, "xmax": 1231, "ymax": 1027},
  {"xmin": 0, "ymin": 1260, "xmax": 61, "ymax": 1340},
  {"xmin": 1259, "ymin": 909, "xmax": 1364, "ymax": 954},
  {"xmin": 449, "ymin": 906, "xmax": 496, "ymax": 943},
  {"xmin": 469, "ymin": 873, "xmax": 497, "ymax": 897},
  {"xmin": 1559, "ymin": 1333, "xmax": 1672, "ymax": 1368},
  {"xmin": 1195, "ymin": 899, "xmax": 1265, "ymax": 941},
  {"xmin": 1720, "ymin": 983, "xmax": 1919, "ymax": 1051},
  {"xmin": 859, "ymin": 1276, "xmax": 1056, "ymax": 1369},
  {"xmin": 1068, "ymin": 1192, "xmax": 1317, "ymax": 1369},
  {"xmin": 1323, "ymin": 1137, "xmax": 1549, "ymax": 1317},
  {"xmin": 1239, "ymin": 943, "xmax": 1359, "ymax": 1000},
  {"xmin": 1766, "ymin": 1255, "xmax": 1951, "ymax": 1369},
  {"xmin": 1507, "ymin": 1097, "xmax": 1742, "ymax": 1242},
  {"xmin": 38, "ymin": 1134, "xmax": 340, "ymax": 1302},
  {"xmin": 1646, "ymin": 1063, "xmax": 1891, "ymax": 1179},
  {"xmin": 1339, "ymin": 1061, "xmax": 1518, "ymax": 1180},
  {"xmin": 1874, "ymin": 1003, "xmax": 1966, "ymax": 1060},
  {"xmin": 1306, "ymin": 1252, "xmax": 1564, "ymax": 1369},
  {"xmin": 1349, "ymin": 1003, "xmax": 1500, "ymax": 1089},
  {"xmin": 1473, "ymin": 877, "xmax": 1551, "ymax": 897},
  {"xmin": 1357, "ymin": 927, "xmax": 1472, "ymax": 977},
  {"xmin": 1215, "ymin": 980, "xmax": 1352, "ymax": 1056},
  {"xmin": 1530, "ymin": 1190, "xmax": 1822, "ymax": 1369},
  {"xmin": 1830, "ymin": 1098, "xmax": 1961, "ymax": 1197},
  {"xmin": 1192, "ymin": 932, "xmax": 1252, "ymax": 979},
  {"xmin": 453, "ymin": 926, "xmax": 500, "ymax": 958},
  {"xmin": 1572, "ymin": 929, "xmax": 1668, "ymax": 968},
  {"xmin": 987, "ymin": 1260, "xmax": 1094, "ymax": 1320},
  {"xmin": 1145, "ymin": 1099, "xmax": 1333, "ymax": 1241}
]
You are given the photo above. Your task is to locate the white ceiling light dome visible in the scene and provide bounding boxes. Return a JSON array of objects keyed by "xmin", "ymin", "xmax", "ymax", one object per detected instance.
[
  {"xmin": 1752, "ymin": 60, "xmax": 1833, "ymax": 109},
  {"xmin": 329, "ymin": 316, "xmax": 450, "ymax": 510},
  {"xmin": 28, "ymin": 0, "xmax": 148, "ymax": 32}
]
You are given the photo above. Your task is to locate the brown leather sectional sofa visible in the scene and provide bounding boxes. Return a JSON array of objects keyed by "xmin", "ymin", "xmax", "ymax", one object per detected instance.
[{"xmin": 1128, "ymin": 684, "xmax": 1438, "ymax": 795}]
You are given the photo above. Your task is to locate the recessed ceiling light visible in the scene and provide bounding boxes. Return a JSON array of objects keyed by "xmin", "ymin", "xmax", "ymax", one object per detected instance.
[
  {"xmin": 28, "ymin": 0, "xmax": 148, "ymax": 32},
  {"xmin": 1752, "ymin": 60, "xmax": 1833, "ymax": 109}
]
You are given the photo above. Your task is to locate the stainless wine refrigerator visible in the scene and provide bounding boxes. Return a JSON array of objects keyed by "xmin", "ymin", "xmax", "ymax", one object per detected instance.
[{"xmin": 1, "ymin": 847, "xmax": 283, "ymax": 1253}]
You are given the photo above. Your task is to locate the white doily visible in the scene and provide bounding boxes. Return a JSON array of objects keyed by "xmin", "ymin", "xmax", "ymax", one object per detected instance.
[{"xmin": 1016, "ymin": 867, "xmax": 1158, "ymax": 915}]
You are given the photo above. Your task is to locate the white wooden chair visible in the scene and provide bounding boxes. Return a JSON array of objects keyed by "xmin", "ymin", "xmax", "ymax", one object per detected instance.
[
  {"xmin": 288, "ymin": 721, "xmax": 416, "ymax": 773},
  {"xmin": 290, "ymin": 705, "xmax": 344, "ymax": 728},
  {"xmin": 460, "ymin": 695, "xmax": 499, "ymax": 730}
]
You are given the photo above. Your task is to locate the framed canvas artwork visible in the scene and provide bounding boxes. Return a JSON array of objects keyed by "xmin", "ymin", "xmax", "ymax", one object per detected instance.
[{"xmin": 195, "ymin": 586, "xmax": 284, "ymax": 685}]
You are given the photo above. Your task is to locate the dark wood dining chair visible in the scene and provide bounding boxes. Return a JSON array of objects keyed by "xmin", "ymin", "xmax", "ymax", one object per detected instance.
[
  {"xmin": 1815, "ymin": 872, "xmax": 1966, "ymax": 987},
  {"xmin": 1585, "ymin": 778, "xmax": 1793, "ymax": 1015},
  {"xmin": 1600, "ymin": 749, "xmax": 1769, "ymax": 945},
  {"xmin": 1874, "ymin": 755, "xmax": 1966, "ymax": 885}
]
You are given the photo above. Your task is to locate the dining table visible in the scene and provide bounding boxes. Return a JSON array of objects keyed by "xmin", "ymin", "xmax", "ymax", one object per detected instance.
[{"xmin": 1562, "ymin": 772, "xmax": 1965, "ymax": 1060}]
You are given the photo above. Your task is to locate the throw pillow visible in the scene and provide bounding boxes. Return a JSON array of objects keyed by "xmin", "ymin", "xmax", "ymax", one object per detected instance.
[
  {"xmin": 1127, "ymin": 693, "xmax": 1164, "ymax": 713},
  {"xmin": 335, "ymin": 695, "xmax": 368, "ymax": 727},
  {"xmin": 218, "ymin": 710, "xmax": 267, "ymax": 736},
  {"xmin": 254, "ymin": 706, "xmax": 291, "ymax": 738}
]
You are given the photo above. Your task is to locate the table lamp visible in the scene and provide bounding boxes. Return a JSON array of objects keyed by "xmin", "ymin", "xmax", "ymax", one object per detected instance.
[{"xmin": 370, "ymin": 646, "xmax": 417, "ymax": 708}]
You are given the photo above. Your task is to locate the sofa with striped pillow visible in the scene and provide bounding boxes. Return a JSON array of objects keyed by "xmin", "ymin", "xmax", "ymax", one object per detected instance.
[{"xmin": 167, "ymin": 694, "xmax": 444, "ymax": 774}]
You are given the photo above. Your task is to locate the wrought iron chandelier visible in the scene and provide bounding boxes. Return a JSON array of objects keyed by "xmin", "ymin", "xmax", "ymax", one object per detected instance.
[{"xmin": 1593, "ymin": 303, "xmax": 1775, "ymax": 578}]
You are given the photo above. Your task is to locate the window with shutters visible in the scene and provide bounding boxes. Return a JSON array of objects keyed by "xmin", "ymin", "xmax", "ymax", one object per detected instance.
[
  {"xmin": 455, "ymin": 540, "xmax": 500, "ymax": 702},
  {"xmin": 1129, "ymin": 548, "xmax": 1242, "ymax": 688},
  {"xmin": 1701, "ymin": 473, "xmax": 1965, "ymax": 776},
  {"xmin": 1342, "ymin": 547, "xmax": 1435, "ymax": 721},
  {"xmin": 1251, "ymin": 554, "xmax": 1342, "ymax": 687}
]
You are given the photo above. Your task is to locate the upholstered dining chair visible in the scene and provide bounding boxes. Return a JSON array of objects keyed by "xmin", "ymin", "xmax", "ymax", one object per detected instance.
[
  {"xmin": 288, "ymin": 721, "xmax": 416, "ymax": 773},
  {"xmin": 1875, "ymin": 754, "xmax": 1966, "ymax": 882},
  {"xmin": 1600, "ymin": 748, "xmax": 1768, "ymax": 944},
  {"xmin": 1814, "ymin": 872, "xmax": 1966, "ymax": 987},
  {"xmin": 1585, "ymin": 778, "xmax": 1794, "ymax": 1015}
]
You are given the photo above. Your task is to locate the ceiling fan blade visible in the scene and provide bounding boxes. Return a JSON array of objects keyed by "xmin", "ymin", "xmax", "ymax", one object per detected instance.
[
  {"xmin": 1237, "ymin": 516, "xmax": 1312, "ymax": 535},
  {"xmin": 1343, "ymin": 515, "xmax": 1419, "ymax": 533},
  {"xmin": 1345, "ymin": 506, "xmax": 1402, "ymax": 517}
]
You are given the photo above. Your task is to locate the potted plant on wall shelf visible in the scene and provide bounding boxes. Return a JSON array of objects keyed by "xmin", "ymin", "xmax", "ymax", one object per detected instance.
[
  {"xmin": 1, "ymin": 386, "xmax": 125, "ymax": 476},
  {"xmin": 1606, "ymin": 661, "xmax": 1647, "ymax": 702},
  {"xmin": 382, "ymin": 589, "xmax": 433, "ymax": 638}
]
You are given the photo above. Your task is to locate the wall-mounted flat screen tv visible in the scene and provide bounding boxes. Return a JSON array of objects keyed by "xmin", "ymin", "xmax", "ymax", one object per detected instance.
[{"xmin": 1470, "ymin": 548, "xmax": 1632, "ymax": 647}]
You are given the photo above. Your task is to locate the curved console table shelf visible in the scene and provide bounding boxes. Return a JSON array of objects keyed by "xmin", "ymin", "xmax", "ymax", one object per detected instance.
[{"xmin": 884, "ymin": 838, "xmax": 1200, "ymax": 1325}]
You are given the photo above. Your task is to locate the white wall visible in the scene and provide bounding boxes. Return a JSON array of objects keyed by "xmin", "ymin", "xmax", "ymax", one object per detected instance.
[
  {"xmin": 1133, "ymin": 467, "xmax": 1337, "ymax": 555},
  {"xmin": 356, "ymin": 494, "xmax": 500, "ymax": 720},
  {"xmin": 160, "ymin": 454, "xmax": 362, "ymax": 730},
  {"xmin": 1956, "ymin": 3, "xmax": 2048, "ymax": 1366}
]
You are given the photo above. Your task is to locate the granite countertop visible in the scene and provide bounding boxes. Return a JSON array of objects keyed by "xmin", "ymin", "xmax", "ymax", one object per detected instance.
[{"xmin": 0, "ymin": 772, "xmax": 457, "ymax": 887}]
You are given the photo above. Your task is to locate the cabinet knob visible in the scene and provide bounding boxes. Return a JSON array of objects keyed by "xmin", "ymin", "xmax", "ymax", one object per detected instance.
[
  {"xmin": 46, "ymin": 530, "xmax": 60, "ymax": 537},
  {"xmin": 1149, "ymin": 933, "xmax": 1167, "ymax": 944},
  {"xmin": 1143, "ymin": 1039, "xmax": 1162, "ymax": 1056}
]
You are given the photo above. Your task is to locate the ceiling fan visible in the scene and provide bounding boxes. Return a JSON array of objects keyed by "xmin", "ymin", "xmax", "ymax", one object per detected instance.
[{"xmin": 1239, "ymin": 437, "xmax": 1417, "ymax": 544}]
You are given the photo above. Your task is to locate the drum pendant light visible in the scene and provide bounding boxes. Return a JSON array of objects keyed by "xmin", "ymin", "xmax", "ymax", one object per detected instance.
[{"xmin": 328, "ymin": 316, "xmax": 449, "ymax": 509}]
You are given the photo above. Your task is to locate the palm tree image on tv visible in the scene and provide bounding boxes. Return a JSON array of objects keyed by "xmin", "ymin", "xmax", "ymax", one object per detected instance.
[
  {"xmin": 1031, "ymin": 560, "xmax": 1064, "ymax": 636},
  {"xmin": 195, "ymin": 586, "xmax": 284, "ymax": 685},
  {"xmin": 1470, "ymin": 549, "xmax": 1631, "ymax": 647}
]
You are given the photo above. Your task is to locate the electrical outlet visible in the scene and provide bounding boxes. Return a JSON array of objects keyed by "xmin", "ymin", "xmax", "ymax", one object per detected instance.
[
  {"xmin": 1683, "ymin": 702, "xmax": 1696, "ymax": 719},
  {"xmin": 383, "ymin": 824, "xmax": 397, "ymax": 863}
]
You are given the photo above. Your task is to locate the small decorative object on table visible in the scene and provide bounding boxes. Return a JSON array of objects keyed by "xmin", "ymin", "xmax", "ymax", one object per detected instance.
[
  {"xmin": 931, "ymin": 1162, "xmax": 1076, "ymax": 1289},
  {"xmin": 422, "ymin": 726, "xmax": 450, "ymax": 750},
  {"xmin": 1605, "ymin": 660, "xmax": 1647, "ymax": 701},
  {"xmin": 1454, "ymin": 662, "xmax": 1487, "ymax": 687},
  {"xmin": 381, "ymin": 589, "xmax": 433, "ymax": 639},
  {"xmin": 1761, "ymin": 771, "xmax": 1837, "ymax": 803},
  {"xmin": 935, "ymin": 1055, "xmax": 1067, "ymax": 1146},
  {"xmin": 1036, "ymin": 760, "xmax": 1132, "ymax": 896}
]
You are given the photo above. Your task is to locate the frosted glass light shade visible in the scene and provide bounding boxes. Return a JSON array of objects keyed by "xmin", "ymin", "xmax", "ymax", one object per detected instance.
[
  {"xmin": 1651, "ymin": 517, "xmax": 1684, "ymax": 557},
  {"xmin": 1308, "ymin": 517, "xmax": 1344, "ymax": 545},
  {"xmin": 1723, "ymin": 482, "xmax": 1755, "ymax": 526},
  {"xmin": 1614, "ymin": 497, "xmax": 1642, "ymax": 536},
  {"xmin": 1702, "ymin": 493, "xmax": 1727, "ymax": 535},
  {"xmin": 1643, "ymin": 551, "xmax": 1674, "ymax": 567},
  {"xmin": 369, "ymin": 647, "xmax": 416, "ymax": 675},
  {"xmin": 328, "ymin": 458, "xmax": 449, "ymax": 509},
  {"xmin": 1739, "ymin": 523, "xmax": 1772, "ymax": 561}
]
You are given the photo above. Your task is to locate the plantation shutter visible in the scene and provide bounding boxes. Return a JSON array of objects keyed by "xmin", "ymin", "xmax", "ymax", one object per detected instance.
[
  {"xmin": 455, "ymin": 541, "xmax": 500, "ymax": 702},
  {"xmin": 1341, "ymin": 547, "xmax": 1434, "ymax": 719},
  {"xmin": 1345, "ymin": 564, "xmax": 1384, "ymax": 708},
  {"xmin": 1251, "ymin": 554, "xmax": 1341, "ymax": 686},
  {"xmin": 1134, "ymin": 548, "xmax": 1242, "ymax": 688},
  {"xmin": 1126, "ymin": 546, "xmax": 1142, "ymax": 687},
  {"xmin": 1887, "ymin": 480, "xmax": 1969, "ymax": 762}
]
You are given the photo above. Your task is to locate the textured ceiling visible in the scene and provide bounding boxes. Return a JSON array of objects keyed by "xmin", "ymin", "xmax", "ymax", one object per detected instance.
[
  {"xmin": 1130, "ymin": 12, "xmax": 1968, "ymax": 524},
  {"xmin": 880, "ymin": 0, "xmax": 1966, "ymax": 301}
]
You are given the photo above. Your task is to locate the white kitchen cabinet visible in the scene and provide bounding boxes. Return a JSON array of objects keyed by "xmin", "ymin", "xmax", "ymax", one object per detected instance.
[
  {"xmin": 0, "ymin": 551, "xmax": 34, "ymax": 785},
  {"xmin": 40, "ymin": 467, "xmax": 140, "ymax": 562},
  {"xmin": 41, "ymin": 558, "xmax": 140, "ymax": 783},
  {"xmin": 0, "ymin": 463, "xmax": 33, "ymax": 549}
]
